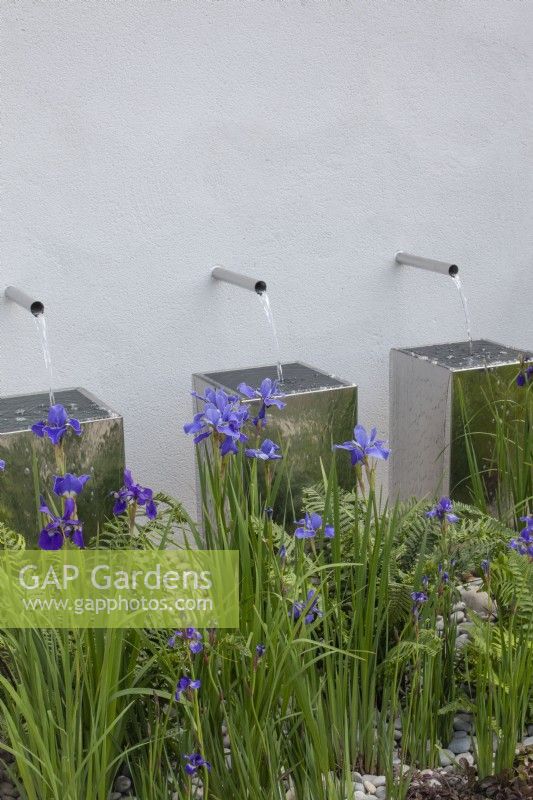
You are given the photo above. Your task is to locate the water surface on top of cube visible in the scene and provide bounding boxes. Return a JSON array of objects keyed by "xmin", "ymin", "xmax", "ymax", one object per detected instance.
[
  {"xmin": 0, "ymin": 389, "xmax": 118, "ymax": 434},
  {"xmin": 397, "ymin": 340, "xmax": 532, "ymax": 372},
  {"xmin": 204, "ymin": 362, "xmax": 351, "ymax": 395}
]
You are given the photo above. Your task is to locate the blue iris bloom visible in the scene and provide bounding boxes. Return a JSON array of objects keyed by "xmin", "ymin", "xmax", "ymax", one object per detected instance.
[
  {"xmin": 113, "ymin": 469, "xmax": 157, "ymax": 520},
  {"xmin": 516, "ymin": 365, "xmax": 533, "ymax": 386},
  {"xmin": 184, "ymin": 752, "xmax": 211, "ymax": 775},
  {"xmin": 426, "ymin": 497, "xmax": 459, "ymax": 524},
  {"xmin": 238, "ymin": 378, "xmax": 286, "ymax": 427},
  {"xmin": 334, "ymin": 424, "xmax": 390, "ymax": 466},
  {"xmin": 255, "ymin": 643, "xmax": 266, "ymax": 658},
  {"xmin": 184, "ymin": 389, "xmax": 249, "ymax": 456},
  {"xmin": 245, "ymin": 439, "xmax": 282, "ymax": 461},
  {"xmin": 174, "ymin": 676, "xmax": 201, "ymax": 701},
  {"xmin": 294, "ymin": 512, "xmax": 334, "ymax": 540},
  {"xmin": 53, "ymin": 473, "xmax": 90, "ymax": 498},
  {"xmin": 38, "ymin": 498, "xmax": 84, "ymax": 550},
  {"xmin": 0, "ymin": 460, "xmax": 5, "ymax": 471},
  {"xmin": 32, "ymin": 404, "xmax": 82, "ymax": 446},
  {"xmin": 411, "ymin": 590, "xmax": 427, "ymax": 620},
  {"xmin": 169, "ymin": 628, "xmax": 203, "ymax": 654},
  {"xmin": 291, "ymin": 590, "xmax": 322, "ymax": 624},
  {"xmin": 510, "ymin": 518, "xmax": 533, "ymax": 557}
]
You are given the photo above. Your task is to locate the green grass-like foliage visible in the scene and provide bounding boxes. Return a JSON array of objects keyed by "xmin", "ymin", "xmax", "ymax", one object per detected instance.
[{"xmin": 0, "ymin": 393, "xmax": 532, "ymax": 798}]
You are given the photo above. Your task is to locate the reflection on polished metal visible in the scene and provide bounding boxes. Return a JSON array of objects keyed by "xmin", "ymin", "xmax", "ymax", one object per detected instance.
[
  {"xmin": 5, "ymin": 286, "xmax": 45, "ymax": 316},
  {"xmin": 395, "ymin": 252, "xmax": 459, "ymax": 278},
  {"xmin": 211, "ymin": 266, "xmax": 267, "ymax": 295},
  {"xmin": 0, "ymin": 388, "xmax": 125, "ymax": 543},
  {"xmin": 192, "ymin": 362, "xmax": 357, "ymax": 517},
  {"xmin": 389, "ymin": 340, "xmax": 532, "ymax": 503}
]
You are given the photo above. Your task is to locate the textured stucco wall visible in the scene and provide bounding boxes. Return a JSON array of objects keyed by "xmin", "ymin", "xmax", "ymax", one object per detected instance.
[{"xmin": 1, "ymin": 1, "xmax": 532, "ymax": 512}]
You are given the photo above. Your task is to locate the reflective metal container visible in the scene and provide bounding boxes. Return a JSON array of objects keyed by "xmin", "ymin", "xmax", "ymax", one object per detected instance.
[
  {"xmin": 389, "ymin": 340, "xmax": 532, "ymax": 503},
  {"xmin": 0, "ymin": 388, "xmax": 125, "ymax": 543},
  {"xmin": 192, "ymin": 362, "xmax": 357, "ymax": 516}
]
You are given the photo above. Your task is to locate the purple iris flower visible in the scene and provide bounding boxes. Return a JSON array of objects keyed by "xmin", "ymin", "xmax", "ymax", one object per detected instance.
[
  {"xmin": 294, "ymin": 512, "xmax": 334, "ymax": 540},
  {"xmin": 278, "ymin": 544, "xmax": 287, "ymax": 561},
  {"xmin": 437, "ymin": 563, "xmax": 450, "ymax": 584},
  {"xmin": 31, "ymin": 404, "xmax": 82, "ymax": 446},
  {"xmin": 53, "ymin": 473, "xmax": 90, "ymax": 498},
  {"xmin": 38, "ymin": 498, "xmax": 84, "ymax": 550},
  {"xmin": 174, "ymin": 676, "xmax": 201, "ymax": 701},
  {"xmin": 422, "ymin": 575, "xmax": 430, "ymax": 588},
  {"xmin": 520, "ymin": 515, "xmax": 533, "ymax": 532},
  {"xmin": 245, "ymin": 439, "xmax": 282, "ymax": 461},
  {"xmin": 411, "ymin": 590, "xmax": 427, "ymax": 621},
  {"xmin": 169, "ymin": 628, "xmax": 203, "ymax": 654},
  {"xmin": 113, "ymin": 469, "xmax": 157, "ymax": 520},
  {"xmin": 516, "ymin": 365, "xmax": 533, "ymax": 387},
  {"xmin": 426, "ymin": 497, "xmax": 459, "ymax": 524},
  {"xmin": 509, "ymin": 518, "xmax": 533, "ymax": 557},
  {"xmin": 184, "ymin": 389, "xmax": 249, "ymax": 456},
  {"xmin": 481, "ymin": 559, "xmax": 490, "ymax": 576},
  {"xmin": 333, "ymin": 424, "xmax": 390, "ymax": 466},
  {"xmin": 184, "ymin": 752, "xmax": 211, "ymax": 775},
  {"xmin": 0, "ymin": 460, "xmax": 5, "ymax": 471},
  {"xmin": 192, "ymin": 387, "xmax": 237, "ymax": 406},
  {"xmin": 291, "ymin": 590, "xmax": 322, "ymax": 624},
  {"xmin": 255, "ymin": 643, "xmax": 266, "ymax": 658},
  {"xmin": 237, "ymin": 378, "xmax": 286, "ymax": 427}
]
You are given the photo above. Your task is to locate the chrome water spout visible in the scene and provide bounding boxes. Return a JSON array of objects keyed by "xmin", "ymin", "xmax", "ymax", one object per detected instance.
[
  {"xmin": 395, "ymin": 252, "xmax": 459, "ymax": 278},
  {"xmin": 5, "ymin": 286, "xmax": 44, "ymax": 316},
  {"xmin": 211, "ymin": 266, "xmax": 266, "ymax": 295}
]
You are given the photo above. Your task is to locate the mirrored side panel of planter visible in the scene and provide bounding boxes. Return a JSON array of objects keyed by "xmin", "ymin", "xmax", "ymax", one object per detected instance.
[
  {"xmin": 192, "ymin": 362, "xmax": 357, "ymax": 519},
  {"xmin": 0, "ymin": 388, "xmax": 125, "ymax": 544},
  {"xmin": 390, "ymin": 340, "xmax": 532, "ymax": 504}
]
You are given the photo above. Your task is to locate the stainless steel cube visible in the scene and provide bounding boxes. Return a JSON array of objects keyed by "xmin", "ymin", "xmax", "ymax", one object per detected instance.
[
  {"xmin": 0, "ymin": 388, "xmax": 125, "ymax": 543},
  {"xmin": 389, "ymin": 340, "xmax": 532, "ymax": 503},
  {"xmin": 192, "ymin": 362, "xmax": 357, "ymax": 516}
]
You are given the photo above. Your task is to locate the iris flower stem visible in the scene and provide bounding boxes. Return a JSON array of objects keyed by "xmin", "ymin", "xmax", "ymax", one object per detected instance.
[
  {"xmin": 54, "ymin": 442, "xmax": 66, "ymax": 475},
  {"xmin": 188, "ymin": 653, "xmax": 209, "ymax": 799},
  {"xmin": 266, "ymin": 511, "xmax": 274, "ymax": 554},
  {"xmin": 128, "ymin": 501, "xmax": 137, "ymax": 536}
]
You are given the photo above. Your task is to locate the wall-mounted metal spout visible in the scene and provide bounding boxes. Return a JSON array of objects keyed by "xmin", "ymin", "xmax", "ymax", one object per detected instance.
[
  {"xmin": 211, "ymin": 266, "xmax": 267, "ymax": 295},
  {"xmin": 395, "ymin": 252, "xmax": 459, "ymax": 278},
  {"xmin": 5, "ymin": 286, "xmax": 44, "ymax": 316}
]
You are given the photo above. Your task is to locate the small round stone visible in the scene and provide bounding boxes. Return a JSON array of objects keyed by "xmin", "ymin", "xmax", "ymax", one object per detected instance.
[
  {"xmin": 439, "ymin": 749, "xmax": 454, "ymax": 767},
  {"xmin": 114, "ymin": 776, "xmax": 132, "ymax": 793},
  {"xmin": 448, "ymin": 735, "xmax": 472, "ymax": 754}
]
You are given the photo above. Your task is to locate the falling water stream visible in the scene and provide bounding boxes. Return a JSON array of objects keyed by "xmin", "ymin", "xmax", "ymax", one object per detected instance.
[
  {"xmin": 257, "ymin": 292, "xmax": 284, "ymax": 384},
  {"xmin": 34, "ymin": 314, "xmax": 56, "ymax": 406},
  {"xmin": 452, "ymin": 274, "xmax": 473, "ymax": 353}
]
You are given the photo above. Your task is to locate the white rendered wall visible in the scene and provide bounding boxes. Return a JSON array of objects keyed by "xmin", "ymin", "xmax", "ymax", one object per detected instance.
[{"xmin": 1, "ymin": 1, "xmax": 532, "ymax": 512}]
